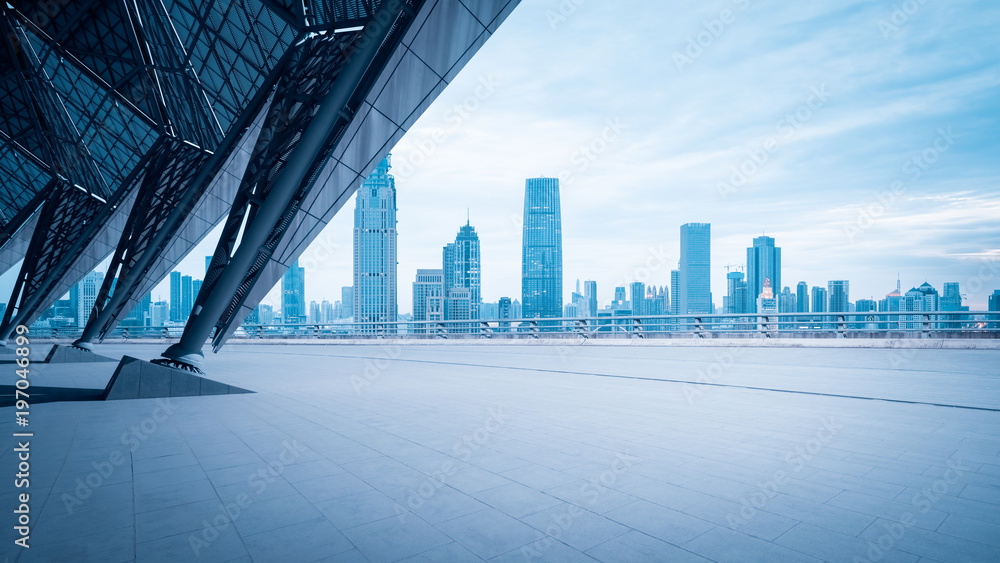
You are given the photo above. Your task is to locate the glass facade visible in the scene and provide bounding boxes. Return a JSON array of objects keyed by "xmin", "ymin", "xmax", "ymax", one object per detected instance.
[
  {"xmin": 282, "ymin": 259, "xmax": 306, "ymax": 324},
  {"xmin": 827, "ymin": 280, "xmax": 850, "ymax": 312},
  {"xmin": 680, "ymin": 223, "xmax": 712, "ymax": 314},
  {"xmin": 521, "ymin": 178, "xmax": 562, "ymax": 319},
  {"xmin": 353, "ymin": 157, "xmax": 398, "ymax": 329},
  {"xmin": 747, "ymin": 236, "xmax": 780, "ymax": 312}
]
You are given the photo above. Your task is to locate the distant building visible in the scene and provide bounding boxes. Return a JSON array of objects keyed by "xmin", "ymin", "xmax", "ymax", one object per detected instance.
[
  {"xmin": 77, "ymin": 271, "xmax": 103, "ymax": 328},
  {"xmin": 901, "ymin": 282, "xmax": 939, "ymax": 330},
  {"xmin": 281, "ymin": 259, "xmax": 305, "ymax": 324},
  {"xmin": 939, "ymin": 282, "xmax": 968, "ymax": 330},
  {"xmin": 853, "ymin": 298, "xmax": 878, "ymax": 330},
  {"xmin": 630, "ymin": 282, "xmax": 646, "ymax": 316},
  {"xmin": 341, "ymin": 286, "xmax": 353, "ymax": 319},
  {"xmin": 757, "ymin": 278, "xmax": 778, "ymax": 320},
  {"xmin": 181, "ymin": 275, "xmax": 193, "ymax": 319},
  {"xmin": 584, "ymin": 280, "xmax": 598, "ymax": 317},
  {"xmin": 353, "ymin": 157, "xmax": 398, "ymax": 330},
  {"xmin": 443, "ymin": 220, "xmax": 482, "ymax": 319},
  {"xmin": 811, "ymin": 286, "xmax": 828, "ymax": 314},
  {"xmin": 169, "ymin": 271, "xmax": 182, "ymax": 321},
  {"xmin": 122, "ymin": 292, "xmax": 152, "ymax": 327},
  {"xmin": 321, "ymin": 300, "xmax": 334, "ymax": 324},
  {"xmin": 446, "ymin": 287, "xmax": 472, "ymax": 327},
  {"xmin": 779, "ymin": 286, "xmax": 795, "ymax": 313},
  {"xmin": 309, "ymin": 301, "xmax": 320, "ymax": 324},
  {"xmin": 725, "ymin": 271, "xmax": 748, "ymax": 315},
  {"xmin": 796, "ymin": 281, "xmax": 809, "ymax": 314},
  {"xmin": 521, "ymin": 177, "xmax": 562, "ymax": 319},
  {"xmin": 746, "ymin": 236, "xmax": 780, "ymax": 313},
  {"xmin": 413, "ymin": 269, "xmax": 445, "ymax": 330},
  {"xmin": 988, "ymin": 289, "xmax": 1000, "ymax": 329},
  {"xmin": 258, "ymin": 304, "xmax": 274, "ymax": 325},
  {"xmin": 679, "ymin": 223, "xmax": 712, "ymax": 314},
  {"xmin": 151, "ymin": 301, "xmax": 169, "ymax": 327},
  {"xmin": 827, "ymin": 280, "xmax": 850, "ymax": 313}
]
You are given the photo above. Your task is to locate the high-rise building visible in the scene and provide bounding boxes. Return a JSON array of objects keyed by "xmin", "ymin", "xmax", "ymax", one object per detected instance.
[
  {"xmin": 341, "ymin": 286, "xmax": 353, "ymax": 319},
  {"xmin": 308, "ymin": 301, "xmax": 321, "ymax": 324},
  {"xmin": 901, "ymin": 283, "xmax": 940, "ymax": 329},
  {"xmin": 413, "ymin": 269, "xmax": 445, "ymax": 329},
  {"xmin": 811, "ymin": 286, "xmax": 828, "ymax": 313},
  {"xmin": 940, "ymin": 282, "xmax": 968, "ymax": 329},
  {"xmin": 756, "ymin": 278, "xmax": 778, "ymax": 315},
  {"xmin": 69, "ymin": 283, "xmax": 79, "ymax": 326},
  {"xmin": 443, "ymin": 220, "xmax": 481, "ymax": 319},
  {"xmin": 169, "ymin": 271, "xmax": 182, "ymax": 322},
  {"xmin": 988, "ymin": 290, "xmax": 1000, "ymax": 329},
  {"xmin": 521, "ymin": 177, "xmax": 562, "ymax": 319},
  {"xmin": 192, "ymin": 279, "xmax": 202, "ymax": 302},
  {"xmin": 878, "ymin": 277, "xmax": 903, "ymax": 330},
  {"xmin": 205, "ymin": 256, "xmax": 212, "ymax": 277},
  {"xmin": 630, "ymin": 282, "xmax": 646, "ymax": 316},
  {"xmin": 827, "ymin": 280, "xmax": 850, "ymax": 312},
  {"xmin": 499, "ymin": 297, "xmax": 512, "ymax": 319},
  {"xmin": 746, "ymin": 236, "xmax": 780, "ymax": 313},
  {"xmin": 583, "ymin": 280, "xmax": 597, "ymax": 317},
  {"xmin": 613, "ymin": 286, "xmax": 628, "ymax": 309},
  {"xmin": 796, "ymin": 281, "xmax": 809, "ymax": 313},
  {"xmin": 321, "ymin": 300, "xmax": 334, "ymax": 324},
  {"xmin": 353, "ymin": 157, "xmax": 398, "ymax": 328},
  {"xmin": 670, "ymin": 269, "xmax": 680, "ymax": 315},
  {"xmin": 151, "ymin": 301, "xmax": 169, "ymax": 327},
  {"xmin": 281, "ymin": 259, "xmax": 305, "ymax": 324},
  {"xmin": 77, "ymin": 271, "xmax": 103, "ymax": 328},
  {"xmin": 446, "ymin": 287, "xmax": 472, "ymax": 324},
  {"xmin": 181, "ymin": 275, "xmax": 193, "ymax": 319},
  {"xmin": 258, "ymin": 303, "xmax": 274, "ymax": 325},
  {"xmin": 779, "ymin": 286, "xmax": 795, "ymax": 313},
  {"xmin": 123, "ymin": 292, "xmax": 152, "ymax": 327},
  {"xmin": 725, "ymin": 271, "xmax": 748, "ymax": 315},
  {"xmin": 679, "ymin": 223, "xmax": 711, "ymax": 314}
]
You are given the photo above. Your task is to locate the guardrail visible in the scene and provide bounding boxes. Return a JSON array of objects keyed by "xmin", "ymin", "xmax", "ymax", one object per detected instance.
[{"xmin": 27, "ymin": 311, "xmax": 1000, "ymax": 340}]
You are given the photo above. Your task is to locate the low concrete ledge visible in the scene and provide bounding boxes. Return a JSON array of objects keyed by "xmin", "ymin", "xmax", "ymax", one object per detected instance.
[
  {"xmin": 45, "ymin": 344, "xmax": 116, "ymax": 363},
  {"xmin": 103, "ymin": 356, "xmax": 254, "ymax": 400}
]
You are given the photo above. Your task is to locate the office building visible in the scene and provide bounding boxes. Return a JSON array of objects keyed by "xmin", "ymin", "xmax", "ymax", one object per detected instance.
[
  {"xmin": 796, "ymin": 281, "xmax": 809, "ymax": 313},
  {"xmin": 679, "ymin": 223, "xmax": 712, "ymax": 314},
  {"xmin": 321, "ymin": 300, "xmax": 334, "ymax": 324},
  {"xmin": 77, "ymin": 271, "xmax": 103, "ymax": 328},
  {"xmin": 811, "ymin": 286, "xmax": 828, "ymax": 314},
  {"xmin": 584, "ymin": 280, "xmax": 598, "ymax": 317},
  {"xmin": 282, "ymin": 259, "xmax": 305, "ymax": 324},
  {"xmin": 828, "ymin": 280, "xmax": 850, "ymax": 312},
  {"xmin": 521, "ymin": 177, "xmax": 562, "ymax": 319},
  {"xmin": 341, "ymin": 286, "xmax": 353, "ymax": 319},
  {"xmin": 746, "ymin": 236, "xmax": 780, "ymax": 313},
  {"xmin": 169, "ymin": 271, "xmax": 182, "ymax": 322},
  {"xmin": 725, "ymin": 271, "xmax": 748, "ymax": 315},
  {"xmin": 413, "ymin": 269, "xmax": 445, "ymax": 329},
  {"xmin": 443, "ymin": 220, "xmax": 482, "ymax": 319},
  {"xmin": 353, "ymin": 157, "xmax": 398, "ymax": 328},
  {"xmin": 630, "ymin": 282, "xmax": 646, "ymax": 316},
  {"xmin": 181, "ymin": 275, "xmax": 193, "ymax": 319}
]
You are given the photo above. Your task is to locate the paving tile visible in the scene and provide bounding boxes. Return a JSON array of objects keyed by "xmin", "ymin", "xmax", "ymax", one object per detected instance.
[
  {"xmin": 400, "ymin": 542, "xmax": 485, "ymax": 562},
  {"xmin": 243, "ymin": 517, "xmax": 355, "ymax": 562},
  {"xmin": 520, "ymin": 503, "xmax": 630, "ymax": 551},
  {"xmin": 343, "ymin": 514, "xmax": 453, "ymax": 561},
  {"xmin": 315, "ymin": 489, "xmax": 407, "ymax": 529},
  {"xmin": 604, "ymin": 500, "xmax": 715, "ymax": 546},
  {"xmin": 586, "ymin": 530, "xmax": 712, "ymax": 563},
  {"xmin": 776, "ymin": 521, "xmax": 918, "ymax": 563},
  {"xmin": 472, "ymin": 482, "xmax": 563, "ymax": 518},
  {"xmin": 436, "ymin": 507, "xmax": 540, "ymax": 559},
  {"xmin": 685, "ymin": 526, "xmax": 823, "ymax": 563}
]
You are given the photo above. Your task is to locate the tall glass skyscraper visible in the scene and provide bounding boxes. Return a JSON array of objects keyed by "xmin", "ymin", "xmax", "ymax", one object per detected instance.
[
  {"xmin": 169, "ymin": 271, "xmax": 182, "ymax": 322},
  {"xmin": 680, "ymin": 223, "xmax": 712, "ymax": 314},
  {"xmin": 747, "ymin": 236, "xmax": 780, "ymax": 312},
  {"xmin": 584, "ymin": 280, "xmax": 597, "ymax": 317},
  {"xmin": 521, "ymin": 178, "xmax": 562, "ymax": 319},
  {"xmin": 796, "ymin": 281, "xmax": 810, "ymax": 313},
  {"xmin": 353, "ymin": 157, "xmax": 398, "ymax": 328},
  {"xmin": 281, "ymin": 259, "xmax": 305, "ymax": 324},
  {"xmin": 443, "ymin": 220, "xmax": 481, "ymax": 320},
  {"xmin": 827, "ymin": 280, "xmax": 850, "ymax": 312}
]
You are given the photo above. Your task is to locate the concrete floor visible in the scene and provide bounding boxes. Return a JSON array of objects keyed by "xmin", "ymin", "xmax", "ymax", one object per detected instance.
[{"xmin": 1, "ymin": 343, "xmax": 998, "ymax": 562}]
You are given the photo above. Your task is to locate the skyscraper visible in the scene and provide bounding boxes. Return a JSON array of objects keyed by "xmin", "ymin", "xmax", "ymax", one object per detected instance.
[
  {"xmin": 988, "ymin": 290, "xmax": 1000, "ymax": 329},
  {"xmin": 679, "ymin": 223, "xmax": 712, "ymax": 314},
  {"xmin": 746, "ymin": 236, "xmax": 780, "ymax": 313},
  {"xmin": 443, "ymin": 220, "xmax": 482, "ymax": 319},
  {"xmin": 521, "ymin": 178, "xmax": 562, "ymax": 319},
  {"xmin": 281, "ymin": 259, "xmax": 305, "ymax": 324},
  {"xmin": 811, "ymin": 286, "xmax": 828, "ymax": 313},
  {"xmin": 670, "ymin": 269, "xmax": 681, "ymax": 315},
  {"xmin": 725, "ymin": 271, "xmax": 748, "ymax": 315},
  {"xmin": 827, "ymin": 280, "xmax": 850, "ymax": 312},
  {"xmin": 779, "ymin": 286, "xmax": 796, "ymax": 313},
  {"xmin": 413, "ymin": 269, "xmax": 445, "ymax": 330},
  {"xmin": 353, "ymin": 157, "xmax": 398, "ymax": 328},
  {"xmin": 796, "ymin": 281, "xmax": 809, "ymax": 313},
  {"xmin": 205, "ymin": 256, "xmax": 212, "ymax": 277},
  {"xmin": 181, "ymin": 275, "xmax": 193, "ymax": 319},
  {"xmin": 584, "ymin": 280, "xmax": 597, "ymax": 317},
  {"xmin": 77, "ymin": 271, "xmax": 103, "ymax": 328},
  {"xmin": 630, "ymin": 282, "xmax": 646, "ymax": 316},
  {"xmin": 123, "ymin": 292, "xmax": 152, "ymax": 327},
  {"xmin": 169, "ymin": 271, "xmax": 182, "ymax": 322},
  {"xmin": 341, "ymin": 286, "xmax": 353, "ymax": 319}
]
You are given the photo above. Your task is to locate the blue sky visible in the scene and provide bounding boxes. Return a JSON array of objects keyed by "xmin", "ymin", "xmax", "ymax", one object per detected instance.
[{"xmin": 4, "ymin": 0, "xmax": 999, "ymax": 314}]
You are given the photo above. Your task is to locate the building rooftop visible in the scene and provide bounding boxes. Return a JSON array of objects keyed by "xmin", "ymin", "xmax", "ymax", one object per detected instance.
[{"xmin": 2, "ymin": 342, "xmax": 999, "ymax": 562}]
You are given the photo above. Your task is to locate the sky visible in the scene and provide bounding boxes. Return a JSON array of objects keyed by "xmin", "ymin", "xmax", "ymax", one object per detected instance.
[{"xmin": 3, "ymin": 0, "xmax": 1000, "ymax": 314}]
